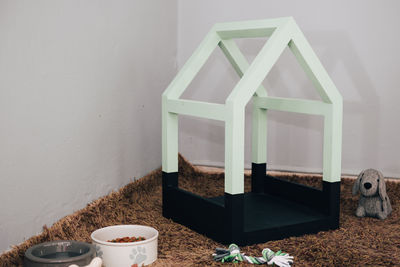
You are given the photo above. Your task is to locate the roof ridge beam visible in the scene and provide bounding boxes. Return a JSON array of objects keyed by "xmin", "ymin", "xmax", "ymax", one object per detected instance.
[{"xmin": 215, "ymin": 17, "xmax": 291, "ymax": 39}]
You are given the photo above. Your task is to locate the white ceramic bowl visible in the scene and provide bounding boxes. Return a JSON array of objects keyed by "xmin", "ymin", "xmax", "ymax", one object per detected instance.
[{"xmin": 91, "ymin": 225, "xmax": 158, "ymax": 267}]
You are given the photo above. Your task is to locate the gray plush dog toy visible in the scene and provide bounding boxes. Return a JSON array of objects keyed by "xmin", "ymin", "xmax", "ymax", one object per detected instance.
[{"xmin": 352, "ymin": 169, "xmax": 392, "ymax": 219}]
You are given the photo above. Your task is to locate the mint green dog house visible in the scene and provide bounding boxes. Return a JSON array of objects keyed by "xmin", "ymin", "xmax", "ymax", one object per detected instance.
[{"xmin": 161, "ymin": 17, "xmax": 342, "ymax": 245}]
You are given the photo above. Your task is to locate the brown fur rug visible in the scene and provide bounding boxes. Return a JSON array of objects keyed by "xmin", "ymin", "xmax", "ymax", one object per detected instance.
[{"xmin": 1, "ymin": 155, "xmax": 400, "ymax": 266}]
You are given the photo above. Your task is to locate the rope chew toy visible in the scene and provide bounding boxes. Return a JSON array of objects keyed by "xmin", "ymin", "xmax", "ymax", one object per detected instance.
[{"xmin": 213, "ymin": 244, "xmax": 293, "ymax": 266}]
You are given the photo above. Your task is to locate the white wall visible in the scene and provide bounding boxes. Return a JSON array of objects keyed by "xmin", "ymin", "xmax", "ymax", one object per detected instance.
[
  {"xmin": 1, "ymin": 0, "xmax": 399, "ymax": 255},
  {"xmin": 177, "ymin": 0, "xmax": 400, "ymax": 178},
  {"xmin": 0, "ymin": 0, "xmax": 177, "ymax": 253}
]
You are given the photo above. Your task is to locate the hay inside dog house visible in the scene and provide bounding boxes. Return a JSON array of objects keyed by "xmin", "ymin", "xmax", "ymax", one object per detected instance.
[{"xmin": 162, "ymin": 17, "xmax": 342, "ymax": 245}]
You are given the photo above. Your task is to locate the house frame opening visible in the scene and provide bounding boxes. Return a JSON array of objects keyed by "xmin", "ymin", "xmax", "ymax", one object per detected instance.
[{"xmin": 162, "ymin": 17, "xmax": 342, "ymax": 245}]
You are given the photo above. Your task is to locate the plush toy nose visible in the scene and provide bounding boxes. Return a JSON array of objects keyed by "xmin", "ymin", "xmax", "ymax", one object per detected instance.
[{"xmin": 364, "ymin": 182, "xmax": 372, "ymax": 189}]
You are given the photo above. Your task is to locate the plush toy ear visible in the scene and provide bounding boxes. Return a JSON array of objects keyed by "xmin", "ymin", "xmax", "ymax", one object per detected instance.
[
  {"xmin": 378, "ymin": 171, "xmax": 387, "ymax": 202},
  {"xmin": 352, "ymin": 170, "xmax": 364, "ymax": 195}
]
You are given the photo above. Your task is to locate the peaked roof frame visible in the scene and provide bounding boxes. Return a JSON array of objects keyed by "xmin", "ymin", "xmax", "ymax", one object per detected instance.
[{"xmin": 162, "ymin": 17, "xmax": 342, "ymax": 194}]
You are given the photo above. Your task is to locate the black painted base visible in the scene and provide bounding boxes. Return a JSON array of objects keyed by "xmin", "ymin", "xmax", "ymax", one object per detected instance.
[{"xmin": 162, "ymin": 163, "xmax": 340, "ymax": 245}]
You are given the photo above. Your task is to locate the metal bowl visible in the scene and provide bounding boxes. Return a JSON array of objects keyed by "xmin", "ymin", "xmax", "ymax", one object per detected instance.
[{"xmin": 24, "ymin": 240, "xmax": 95, "ymax": 267}]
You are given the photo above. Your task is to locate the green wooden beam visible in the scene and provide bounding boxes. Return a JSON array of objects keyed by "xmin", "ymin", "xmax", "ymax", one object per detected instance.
[
  {"xmin": 162, "ymin": 17, "xmax": 343, "ymax": 190},
  {"xmin": 323, "ymin": 103, "xmax": 343, "ymax": 183},
  {"xmin": 166, "ymin": 99, "xmax": 226, "ymax": 121},
  {"xmin": 226, "ymin": 18, "xmax": 293, "ymax": 108},
  {"xmin": 251, "ymin": 100, "xmax": 268, "ymax": 164},
  {"xmin": 162, "ymin": 98, "xmax": 179, "ymax": 173},
  {"xmin": 225, "ymin": 103, "xmax": 245, "ymax": 194},
  {"xmin": 214, "ymin": 17, "xmax": 290, "ymax": 39},
  {"xmin": 255, "ymin": 96, "xmax": 331, "ymax": 116},
  {"xmin": 163, "ymin": 30, "xmax": 221, "ymax": 100},
  {"xmin": 218, "ymin": 39, "xmax": 268, "ymax": 97},
  {"xmin": 218, "ymin": 39, "xmax": 268, "ymax": 164},
  {"xmin": 288, "ymin": 23, "xmax": 342, "ymax": 105}
]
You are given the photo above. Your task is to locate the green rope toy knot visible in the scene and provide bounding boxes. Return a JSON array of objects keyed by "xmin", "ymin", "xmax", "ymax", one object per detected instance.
[{"xmin": 213, "ymin": 244, "xmax": 293, "ymax": 266}]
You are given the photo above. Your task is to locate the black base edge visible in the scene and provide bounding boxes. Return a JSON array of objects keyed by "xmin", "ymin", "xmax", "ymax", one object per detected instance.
[
  {"xmin": 243, "ymin": 218, "xmax": 332, "ymax": 245},
  {"xmin": 162, "ymin": 172, "xmax": 178, "ymax": 218},
  {"xmin": 224, "ymin": 192, "xmax": 244, "ymax": 243},
  {"xmin": 264, "ymin": 175, "xmax": 325, "ymax": 211},
  {"xmin": 251, "ymin": 163, "xmax": 266, "ymax": 193},
  {"xmin": 165, "ymin": 187, "xmax": 227, "ymax": 242},
  {"xmin": 323, "ymin": 180, "xmax": 341, "ymax": 229},
  {"xmin": 162, "ymin": 169, "xmax": 341, "ymax": 245},
  {"xmin": 262, "ymin": 170, "xmax": 341, "ymax": 222}
]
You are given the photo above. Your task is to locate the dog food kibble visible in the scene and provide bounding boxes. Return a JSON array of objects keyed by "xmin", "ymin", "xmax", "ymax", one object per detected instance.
[{"xmin": 107, "ymin": 236, "xmax": 146, "ymax": 243}]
